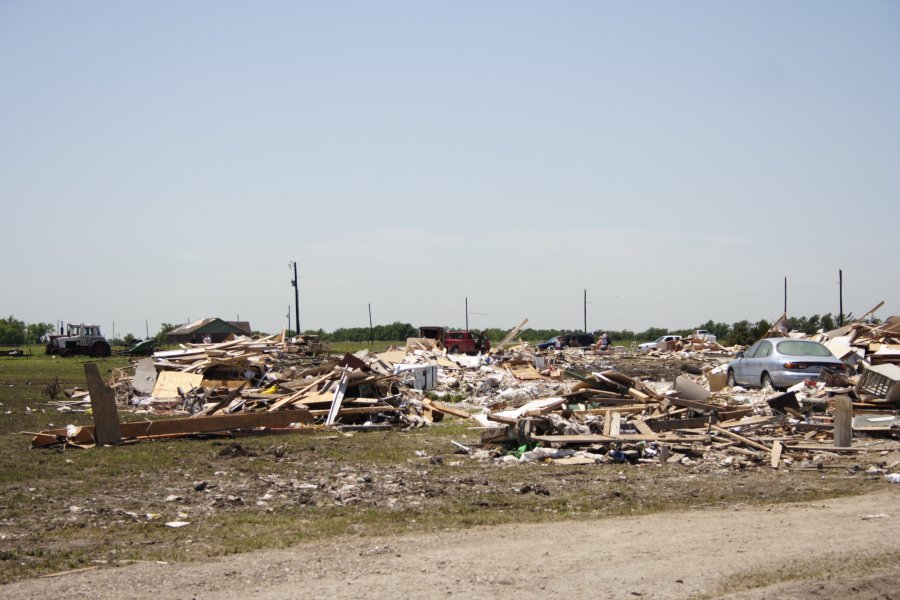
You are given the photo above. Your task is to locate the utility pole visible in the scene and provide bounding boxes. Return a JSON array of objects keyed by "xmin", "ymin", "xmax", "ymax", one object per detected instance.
[
  {"xmin": 465, "ymin": 297, "xmax": 469, "ymax": 331},
  {"xmin": 145, "ymin": 320, "xmax": 149, "ymax": 339},
  {"xmin": 784, "ymin": 277, "xmax": 787, "ymax": 314},
  {"xmin": 839, "ymin": 269, "xmax": 844, "ymax": 326},
  {"xmin": 368, "ymin": 303, "xmax": 374, "ymax": 346},
  {"xmin": 290, "ymin": 261, "xmax": 300, "ymax": 335},
  {"xmin": 584, "ymin": 289, "xmax": 588, "ymax": 333}
]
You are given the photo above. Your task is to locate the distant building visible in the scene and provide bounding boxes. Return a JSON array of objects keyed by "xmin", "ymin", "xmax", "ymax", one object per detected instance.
[{"xmin": 166, "ymin": 318, "xmax": 252, "ymax": 344}]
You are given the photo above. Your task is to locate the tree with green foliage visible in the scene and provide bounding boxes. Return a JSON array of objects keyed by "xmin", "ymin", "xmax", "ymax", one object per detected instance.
[
  {"xmin": 727, "ymin": 320, "xmax": 754, "ymax": 346},
  {"xmin": 155, "ymin": 323, "xmax": 178, "ymax": 344},
  {"xmin": 0, "ymin": 316, "xmax": 26, "ymax": 345},
  {"xmin": 26, "ymin": 322, "xmax": 55, "ymax": 344}
]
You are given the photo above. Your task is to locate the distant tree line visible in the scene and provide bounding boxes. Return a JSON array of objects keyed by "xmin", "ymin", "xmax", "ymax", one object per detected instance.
[
  {"xmin": 0, "ymin": 316, "xmax": 55, "ymax": 345},
  {"xmin": 297, "ymin": 312, "xmax": 856, "ymax": 347},
  {"xmin": 0, "ymin": 312, "xmax": 863, "ymax": 348},
  {"xmin": 301, "ymin": 322, "xmax": 419, "ymax": 343}
]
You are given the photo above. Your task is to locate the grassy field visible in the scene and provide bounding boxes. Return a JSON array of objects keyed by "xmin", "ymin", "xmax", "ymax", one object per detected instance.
[{"xmin": 0, "ymin": 352, "xmax": 887, "ymax": 584}]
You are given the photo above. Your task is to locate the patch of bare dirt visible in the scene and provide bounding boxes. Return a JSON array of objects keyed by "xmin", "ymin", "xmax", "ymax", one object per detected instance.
[{"xmin": 4, "ymin": 490, "xmax": 897, "ymax": 600}]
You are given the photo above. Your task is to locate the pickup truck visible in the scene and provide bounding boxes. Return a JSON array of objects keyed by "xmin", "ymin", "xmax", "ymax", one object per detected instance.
[
  {"xmin": 638, "ymin": 335, "xmax": 682, "ymax": 352},
  {"xmin": 444, "ymin": 330, "xmax": 491, "ymax": 354},
  {"xmin": 693, "ymin": 330, "xmax": 718, "ymax": 343}
]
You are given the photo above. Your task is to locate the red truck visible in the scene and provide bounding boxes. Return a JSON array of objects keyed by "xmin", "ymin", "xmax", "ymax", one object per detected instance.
[{"xmin": 418, "ymin": 327, "xmax": 491, "ymax": 355}]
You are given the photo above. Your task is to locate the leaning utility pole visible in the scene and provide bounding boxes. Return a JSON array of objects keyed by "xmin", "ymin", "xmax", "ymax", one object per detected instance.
[{"xmin": 290, "ymin": 261, "xmax": 300, "ymax": 335}]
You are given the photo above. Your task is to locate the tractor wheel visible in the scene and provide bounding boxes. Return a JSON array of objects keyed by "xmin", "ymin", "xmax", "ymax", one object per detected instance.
[
  {"xmin": 60, "ymin": 348, "xmax": 73, "ymax": 358},
  {"xmin": 90, "ymin": 341, "xmax": 112, "ymax": 358}
]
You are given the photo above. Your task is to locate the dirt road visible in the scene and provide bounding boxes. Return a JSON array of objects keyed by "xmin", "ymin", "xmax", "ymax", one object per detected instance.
[{"xmin": 5, "ymin": 490, "xmax": 898, "ymax": 599}]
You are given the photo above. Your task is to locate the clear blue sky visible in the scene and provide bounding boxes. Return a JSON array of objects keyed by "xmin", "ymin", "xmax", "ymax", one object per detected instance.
[{"xmin": 2, "ymin": 1, "xmax": 898, "ymax": 337}]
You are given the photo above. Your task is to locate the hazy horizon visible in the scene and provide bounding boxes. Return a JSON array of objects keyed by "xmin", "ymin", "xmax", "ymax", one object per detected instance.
[{"xmin": 2, "ymin": 2, "xmax": 897, "ymax": 338}]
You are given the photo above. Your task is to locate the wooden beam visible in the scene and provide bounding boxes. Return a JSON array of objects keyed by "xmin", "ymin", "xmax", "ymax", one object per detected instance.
[
  {"xmin": 709, "ymin": 425, "xmax": 771, "ymax": 452},
  {"xmin": 84, "ymin": 363, "xmax": 122, "ymax": 445},
  {"xmin": 494, "ymin": 318, "xmax": 529, "ymax": 349},
  {"xmin": 833, "ymin": 395, "xmax": 853, "ymax": 448},
  {"xmin": 31, "ymin": 409, "xmax": 313, "ymax": 447},
  {"xmin": 423, "ymin": 399, "xmax": 473, "ymax": 419},
  {"xmin": 631, "ymin": 418, "xmax": 656, "ymax": 436},
  {"xmin": 529, "ymin": 433, "xmax": 711, "ymax": 445},
  {"xmin": 308, "ymin": 406, "xmax": 397, "ymax": 417},
  {"xmin": 267, "ymin": 372, "xmax": 333, "ymax": 412}
]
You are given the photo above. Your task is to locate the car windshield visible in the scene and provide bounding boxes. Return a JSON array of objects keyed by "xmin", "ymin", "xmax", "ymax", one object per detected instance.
[
  {"xmin": 776, "ymin": 340, "xmax": 832, "ymax": 357},
  {"xmin": 654, "ymin": 336, "xmax": 667, "ymax": 343}
]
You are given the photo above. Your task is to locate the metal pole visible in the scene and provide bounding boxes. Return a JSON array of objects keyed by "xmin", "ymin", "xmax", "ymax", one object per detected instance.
[
  {"xmin": 291, "ymin": 261, "xmax": 300, "ymax": 335},
  {"xmin": 465, "ymin": 297, "xmax": 469, "ymax": 331},
  {"xmin": 368, "ymin": 303, "xmax": 374, "ymax": 346},
  {"xmin": 839, "ymin": 269, "xmax": 843, "ymax": 325},
  {"xmin": 784, "ymin": 277, "xmax": 787, "ymax": 314},
  {"xmin": 584, "ymin": 289, "xmax": 587, "ymax": 333}
]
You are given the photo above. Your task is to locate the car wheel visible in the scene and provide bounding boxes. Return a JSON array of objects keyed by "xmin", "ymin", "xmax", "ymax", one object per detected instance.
[
  {"xmin": 449, "ymin": 346, "xmax": 459, "ymax": 354},
  {"xmin": 761, "ymin": 372, "xmax": 775, "ymax": 391},
  {"xmin": 726, "ymin": 369, "xmax": 736, "ymax": 387}
]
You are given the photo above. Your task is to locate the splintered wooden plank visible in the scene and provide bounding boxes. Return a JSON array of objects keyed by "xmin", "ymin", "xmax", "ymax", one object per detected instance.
[
  {"xmin": 528, "ymin": 434, "xmax": 714, "ymax": 445},
  {"xmin": 572, "ymin": 406, "xmax": 647, "ymax": 417},
  {"xmin": 609, "ymin": 411, "xmax": 622, "ymax": 436},
  {"xmin": 32, "ymin": 409, "xmax": 313, "ymax": 447},
  {"xmin": 631, "ymin": 418, "xmax": 656, "ymax": 436},
  {"xmin": 424, "ymin": 399, "xmax": 473, "ymax": 419},
  {"xmin": 267, "ymin": 372, "xmax": 333, "ymax": 412},
  {"xmin": 771, "ymin": 440, "xmax": 783, "ymax": 468},
  {"xmin": 667, "ymin": 397, "xmax": 720, "ymax": 412},
  {"xmin": 833, "ymin": 395, "xmax": 853, "ymax": 447},
  {"xmin": 716, "ymin": 415, "xmax": 780, "ymax": 429},
  {"xmin": 325, "ymin": 370, "xmax": 349, "ymax": 426},
  {"xmin": 308, "ymin": 406, "xmax": 398, "ymax": 417},
  {"xmin": 495, "ymin": 318, "xmax": 529, "ymax": 349},
  {"xmin": 84, "ymin": 363, "xmax": 122, "ymax": 445},
  {"xmin": 709, "ymin": 425, "xmax": 771, "ymax": 452}
]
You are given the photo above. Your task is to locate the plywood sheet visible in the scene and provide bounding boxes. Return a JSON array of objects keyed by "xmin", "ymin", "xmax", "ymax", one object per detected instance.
[{"xmin": 152, "ymin": 371, "xmax": 204, "ymax": 399}]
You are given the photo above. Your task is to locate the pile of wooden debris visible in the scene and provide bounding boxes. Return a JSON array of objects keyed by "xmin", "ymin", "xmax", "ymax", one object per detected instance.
[{"xmin": 28, "ymin": 322, "xmax": 900, "ymax": 466}]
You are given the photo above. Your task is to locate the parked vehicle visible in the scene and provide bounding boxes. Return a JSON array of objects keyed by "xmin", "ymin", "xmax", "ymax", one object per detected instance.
[
  {"xmin": 693, "ymin": 330, "xmax": 718, "ymax": 343},
  {"xmin": 638, "ymin": 335, "xmax": 682, "ymax": 352},
  {"xmin": 444, "ymin": 330, "xmax": 490, "ymax": 354},
  {"xmin": 45, "ymin": 323, "xmax": 111, "ymax": 357},
  {"xmin": 726, "ymin": 338, "xmax": 845, "ymax": 390},
  {"xmin": 418, "ymin": 326, "xmax": 446, "ymax": 345},
  {"xmin": 537, "ymin": 333, "xmax": 595, "ymax": 350}
]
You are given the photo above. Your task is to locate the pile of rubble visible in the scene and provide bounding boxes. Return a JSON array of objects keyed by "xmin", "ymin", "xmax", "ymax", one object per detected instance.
[{"xmin": 29, "ymin": 320, "xmax": 900, "ymax": 473}]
